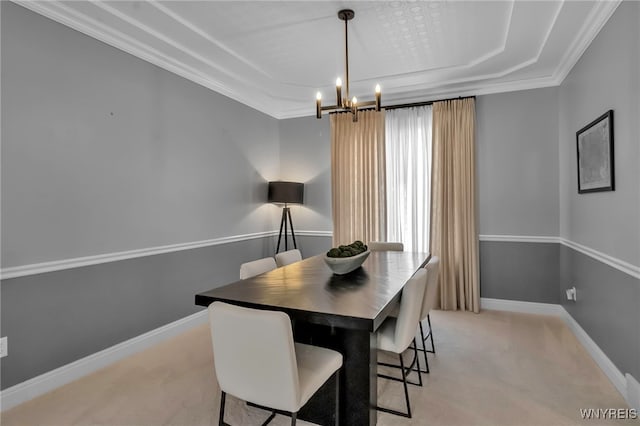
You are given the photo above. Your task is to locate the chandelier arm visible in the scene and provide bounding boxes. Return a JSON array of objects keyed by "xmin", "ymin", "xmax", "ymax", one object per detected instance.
[{"xmin": 316, "ymin": 9, "xmax": 380, "ymax": 122}]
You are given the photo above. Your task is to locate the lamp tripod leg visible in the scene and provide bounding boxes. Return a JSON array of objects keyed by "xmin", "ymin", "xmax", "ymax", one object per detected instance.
[
  {"xmin": 276, "ymin": 208, "xmax": 287, "ymax": 253},
  {"xmin": 287, "ymin": 208, "xmax": 297, "ymax": 249},
  {"xmin": 284, "ymin": 206, "xmax": 289, "ymax": 251}
]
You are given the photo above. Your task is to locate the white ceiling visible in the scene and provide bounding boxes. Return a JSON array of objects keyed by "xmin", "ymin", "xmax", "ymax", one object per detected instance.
[{"xmin": 16, "ymin": 1, "xmax": 620, "ymax": 119}]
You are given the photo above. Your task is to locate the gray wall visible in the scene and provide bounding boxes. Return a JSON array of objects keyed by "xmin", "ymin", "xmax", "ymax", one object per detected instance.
[
  {"xmin": 278, "ymin": 116, "xmax": 333, "ymax": 234},
  {"xmin": 295, "ymin": 235, "xmax": 333, "ymax": 259},
  {"xmin": 557, "ymin": 1, "xmax": 640, "ymax": 382},
  {"xmin": 560, "ymin": 246, "xmax": 640, "ymax": 381},
  {"xmin": 1, "ymin": 2, "xmax": 280, "ymax": 268},
  {"xmin": 1, "ymin": 237, "xmax": 276, "ymax": 389},
  {"xmin": 476, "ymin": 87, "xmax": 559, "ymax": 237},
  {"xmin": 477, "ymin": 2, "xmax": 640, "ymax": 382},
  {"xmin": 3, "ymin": 0, "xmax": 638, "ymax": 394},
  {"xmin": 558, "ymin": 1, "xmax": 640, "ymax": 265},
  {"xmin": 0, "ymin": 2, "xmax": 281, "ymax": 389},
  {"xmin": 480, "ymin": 241, "xmax": 560, "ymax": 304},
  {"xmin": 476, "ymin": 88, "xmax": 561, "ymax": 302}
]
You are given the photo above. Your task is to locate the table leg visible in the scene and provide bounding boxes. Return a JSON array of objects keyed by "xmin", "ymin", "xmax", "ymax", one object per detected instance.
[
  {"xmin": 334, "ymin": 327, "xmax": 378, "ymax": 426},
  {"xmin": 294, "ymin": 324, "xmax": 377, "ymax": 426}
]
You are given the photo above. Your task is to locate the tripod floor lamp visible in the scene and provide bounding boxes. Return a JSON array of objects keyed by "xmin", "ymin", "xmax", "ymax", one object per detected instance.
[{"xmin": 268, "ymin": 181, "xmax": 304, "ymax": 253}]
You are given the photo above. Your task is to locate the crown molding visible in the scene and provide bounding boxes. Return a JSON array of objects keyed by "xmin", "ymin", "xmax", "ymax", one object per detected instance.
[
  {"xmin": 552, "ymin": 0, "xmax": 622, "ymax": 85},
  {"xmin": 12, "ymin": 0, "xmax": 621, "ymax": 120},
  {"xmin": 147, "ymin": 0, "xmax": 272, "ymax": 80}
]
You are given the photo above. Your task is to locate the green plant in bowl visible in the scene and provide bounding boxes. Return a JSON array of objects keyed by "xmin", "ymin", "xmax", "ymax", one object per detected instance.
[
  {"xmin": 324, "ymin": 240, "xmax": 371, "ymax": 275},
  {"xmin": 326, "ymin": 240, "xmax": 368, "ymax": 258}
]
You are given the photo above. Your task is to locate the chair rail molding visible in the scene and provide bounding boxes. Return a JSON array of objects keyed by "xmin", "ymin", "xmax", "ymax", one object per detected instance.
[
  {"xmin": 559, "ymin": 238, "xmax": 640, "ymax": 280},
  {"xmin": 478, "ymin": 234, "xmax": 561, "ymax": 244},
  {"xmin": 1, "ymin": 230, "xmax": 333, "ymax": 280},
  {"xmin": 478, "ymin": 234, "xmax": 640, "ymax": 280}
]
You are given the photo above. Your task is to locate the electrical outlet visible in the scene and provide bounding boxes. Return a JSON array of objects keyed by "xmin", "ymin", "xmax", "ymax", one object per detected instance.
[
  {"xmin": 0, "ymin": 337, "xmax": 7, "ymax": 358},
  {"xmin": 566, "ymin": 286, "xmax": 577, "ymax": 301}
]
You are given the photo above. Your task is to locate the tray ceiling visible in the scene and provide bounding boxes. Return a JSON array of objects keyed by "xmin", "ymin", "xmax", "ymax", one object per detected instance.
[{"xmin": 16, "ymin": 1, "xmax": 620, "ymax": 119}]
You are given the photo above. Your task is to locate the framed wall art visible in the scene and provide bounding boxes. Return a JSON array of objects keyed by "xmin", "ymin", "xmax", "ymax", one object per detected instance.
[{"xmin": 576, "ymin": 110, "xmax": 614, "ymax": 194}]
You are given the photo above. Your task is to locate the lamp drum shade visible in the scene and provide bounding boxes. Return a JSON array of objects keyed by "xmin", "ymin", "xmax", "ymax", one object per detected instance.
[{"xmin": 268, "ymin": 181, "xmax": 304, "ymax": 204}]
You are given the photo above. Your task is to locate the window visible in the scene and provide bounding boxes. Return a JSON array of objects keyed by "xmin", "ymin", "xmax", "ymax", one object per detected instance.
[{"xmin": 385, "ymin": 106, "xmax": 433, "ymax": 252}]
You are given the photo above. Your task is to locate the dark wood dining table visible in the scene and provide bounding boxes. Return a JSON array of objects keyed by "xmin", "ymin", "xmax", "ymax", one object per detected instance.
[{"xmin": 195, "ymin": 250, "xmax": 430, "ymax": 426}]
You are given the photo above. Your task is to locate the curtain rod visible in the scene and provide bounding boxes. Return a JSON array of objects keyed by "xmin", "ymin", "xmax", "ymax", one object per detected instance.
[
  {"xmin": 384, "ymin": 95, "xmax": 476, "ymax": 110},
  {"xmin": 328, "ymin": 95, "xmax": 476, "ymax": 115}
]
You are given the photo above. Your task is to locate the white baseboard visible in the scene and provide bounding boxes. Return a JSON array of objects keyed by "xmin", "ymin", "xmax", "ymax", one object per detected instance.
[
  {"xmin": 480, "ymin": 297, "xmax": 633, "ymax": 405},
  {"xmin": 559, "ymin": 307, "xmax": 628, "ymax": 398},
  {"xmin": 2, "ymin": 298, "xmax": 636, "ymax": 412},
  {"xmin": 480, "ymin": 297, "xmax": 563, "ymax": 316},
  {"xmin": 0, "ymin": 310, "xmax": 208, "ymax": 411},
  {"xmin": 626, "ymin": 374, "xmax": 640, "ymax": 410}
]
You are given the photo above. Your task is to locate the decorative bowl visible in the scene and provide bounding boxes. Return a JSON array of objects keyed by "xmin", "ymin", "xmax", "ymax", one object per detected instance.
[{"xmin": 323, "ymin": 250, "xmax": 370, "ymax": 275}]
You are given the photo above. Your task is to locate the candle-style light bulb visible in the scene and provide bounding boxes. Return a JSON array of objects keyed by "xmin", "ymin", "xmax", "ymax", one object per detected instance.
[
  {"xmin": 352, "ymin": 96, "xmax": 358, "ymax": 122},
  {"xmin": 316, "ymin": 92, "xmax": 322, "ymax": 119},
  {"xmin": 375, "ymin": 84, "xmax": 381, "ymax": 94},
  {"xmin": 375, "ymin": 84, "xmax": 382, "ymax": 111},
  {"xmin": 336, "ymin": 78, "xmax": 343, "ymax": 107},
  {"xmin": 336, "ymin": 78, "xmax": 342, "ymax": 87}
]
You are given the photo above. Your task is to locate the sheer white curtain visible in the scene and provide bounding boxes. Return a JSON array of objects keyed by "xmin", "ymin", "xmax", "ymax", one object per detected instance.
[{"xmin": 385, "ymin": 105, "xmax": 432, "ymax": 252}]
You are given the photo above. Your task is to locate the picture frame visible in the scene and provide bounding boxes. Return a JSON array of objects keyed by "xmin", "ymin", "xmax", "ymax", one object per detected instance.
[{"xmin": 576, "ymin": 110, "xmax": 614, "ymax": 194}]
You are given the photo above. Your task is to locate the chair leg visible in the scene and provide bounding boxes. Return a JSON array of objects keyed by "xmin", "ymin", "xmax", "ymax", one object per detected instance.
[
  {"xmin": 399, "ymin": 352, "xmax": 412, "ymax": 418},
  {"xmin": 218, "ymin": 391, "xmax": 227, "ymax": 426},
  {"xmin": 290, "ymin": 412, "xmax": 297, "ymax": 426},
  {"xmin": 419, "ymin": 322, "xmax": 430, "ymax": 374},
  {"xmin": 260, "ymin": 412, "xmax": 276, "ymax": 426},
  {"xmin": 375, "ymin": 352, "xmax": 413, "ymax": 418},
  {"xmin": 427, "ymin": 314, "xmax": 436, "ymax": 353},
  {"xmin": 411, "ymin": 338, "xmax": 423, "ymax": 387},
  {"xmin": 379, "ymin": 342, "xmax": 423, "ymax": 386}
]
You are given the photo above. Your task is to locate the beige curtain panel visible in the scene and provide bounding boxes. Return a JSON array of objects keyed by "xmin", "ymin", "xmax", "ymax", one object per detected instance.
[
  {"xmin": 331, "ymin": 110, "xmax": 387, "ymax": 246},
  {"xmin": 430, "ymin": 98, "xmax": 480, "ymax": 313}
]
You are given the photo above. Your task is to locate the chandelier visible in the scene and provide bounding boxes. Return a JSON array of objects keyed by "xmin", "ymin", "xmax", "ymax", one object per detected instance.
[{"xmin": 315, "ymin": 9, "xmax": 382, "ymax": 122}]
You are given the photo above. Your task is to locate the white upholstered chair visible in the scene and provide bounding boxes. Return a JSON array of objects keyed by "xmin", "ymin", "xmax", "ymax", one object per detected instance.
[
  {"xmin": 368, "ymin": 241, "xmax": 404, "ymax": 251},
  {"xmin": 275, "ymin": 249, "xmax": 302, "ymax": 267},
  {"xmin": 239, "ymin": 257, "xmax": 277, "ymax": 279},
  {"xmin": 417, "ymin": 256, "xmax": 440, "ymax": 373},
  {"xmin": 208, "ymin": 302, "xmax": 343, "ymax": 426},
  {"xmin": 375, "ymin": 268, "xmax": 427, "ymax": 418}
]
